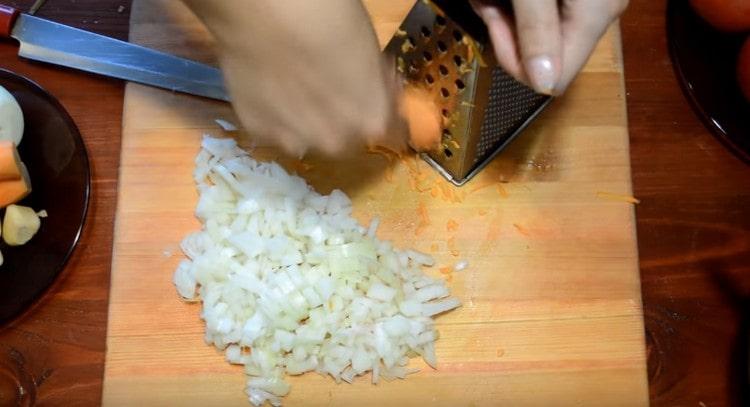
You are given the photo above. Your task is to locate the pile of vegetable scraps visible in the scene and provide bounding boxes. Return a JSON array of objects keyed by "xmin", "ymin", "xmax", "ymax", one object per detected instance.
[
  {"xmin": 174, "ymin": 136, "xmax": 461, "ymax": 406},
  {"xmin": 0, "ymin": 85, "xmax": 45, "ymax": 264}
]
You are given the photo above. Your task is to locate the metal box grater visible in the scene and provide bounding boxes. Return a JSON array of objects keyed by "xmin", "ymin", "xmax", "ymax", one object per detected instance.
[{"xmin": 385, "ymin": 0, "xmax": 551, "ymax": 185}]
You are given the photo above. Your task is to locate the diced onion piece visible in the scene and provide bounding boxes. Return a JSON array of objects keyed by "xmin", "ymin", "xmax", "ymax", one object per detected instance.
[
  {"xmin": 422, "ymin": 297, "xmax": 461, "ymax": 317},
  {"xmin": 367, "ymin": 283, "xmax": 396, "ymax": 302},
  {"xmin": 174, "ymin": 136, "xmax": 461, "ymax": 406}
]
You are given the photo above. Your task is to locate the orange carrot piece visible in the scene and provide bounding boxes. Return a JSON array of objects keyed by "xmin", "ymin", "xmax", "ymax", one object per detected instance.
[{"xmin": 0, "ymin": 140, "xmax": 23, "ymax": 182}]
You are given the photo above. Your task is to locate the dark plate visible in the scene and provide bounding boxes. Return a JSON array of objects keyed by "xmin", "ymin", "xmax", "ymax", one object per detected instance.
[
  {"xmin": 667, "ymin": 0, "xmax": 750, "ymax": 163},
  {"xmin": 0, "ymin": 69, "xmax": 90, "ymax": 325}
]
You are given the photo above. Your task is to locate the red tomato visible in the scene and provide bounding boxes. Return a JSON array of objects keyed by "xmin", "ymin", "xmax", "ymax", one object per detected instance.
[
  {"xmin": 690, "ymin": 0, "xmax": 750, "ymax": 32},
  {"xmin": 738, "ymin": 37, "xmax": 750, "ymax": 102}
]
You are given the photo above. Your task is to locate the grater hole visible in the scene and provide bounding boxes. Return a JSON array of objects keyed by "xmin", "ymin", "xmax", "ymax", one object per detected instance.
[
  {"xmin": 408, "ymin": 60, "xmax": 419, "ymax": 74},
  {"xmin": 455, "ymin": 79, "xmax": 466, "ymax": 91},
  {"xmin": 435, "ymin": 15, "xmax": 447, "ymax": 27},
  {"xmin": 453, "ymin": 55, "xmax": 464, "ymax": 67},
  {"xmin": 405, "ymin": 36, "xmax": 416, "ymax": 49},
  {"xmin": 440, "ymin": 87, "xmax": 450, "ymax": 98},
  {"xmin": 442, "ymin": 128, "xmax": 452, "ymax": 140},
  {"xmin": 441, "ymin": 109, "xmax": 449, "ymax": 118},
  {"xmin": 438, "ymin": 65, "xmax": 449, "ymax": 76},
  {"xmin": 421, "ymin": 26, "xmax": 432, "ymax": 38},
  {"xmin": 452, "ymin": 30, "xmax": 463, "ymax": 42},
  {"xmin": 444, "ymin": 148, "xmax": 454, "ymax": 158},
  {"xmin": 423, "ymin": 51, "xmax": 433, "ymax": 62},
  {"xmin": 437, "ymin": 40, "xmax": 448, "ymax": 53},
  {"xmin": 425, "ymin": 74, "xmax": 435, "ymax": 85}
]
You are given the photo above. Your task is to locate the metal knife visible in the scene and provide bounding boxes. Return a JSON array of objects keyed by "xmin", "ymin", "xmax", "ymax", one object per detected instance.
[{"xmin": 0, "ymin": 4, "xmax": 230, "ymax": 101}]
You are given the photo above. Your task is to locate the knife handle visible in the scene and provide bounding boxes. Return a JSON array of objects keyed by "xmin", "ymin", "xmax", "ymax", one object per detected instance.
[{"xmin": 0, "ymin": 4, "xmax": 19, "ymax": 38}]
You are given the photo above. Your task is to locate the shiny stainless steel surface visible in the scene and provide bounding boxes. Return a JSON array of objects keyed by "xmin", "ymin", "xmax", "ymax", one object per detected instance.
[
  {"xmin": 10, "ymin": 14, "xmax": 229, "ymax": 101},
  {"xmin": 385, "ymin": 0, "xmax": 550, "ymax": 185}
]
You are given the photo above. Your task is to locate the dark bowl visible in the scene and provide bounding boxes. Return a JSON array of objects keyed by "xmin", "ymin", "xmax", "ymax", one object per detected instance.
[
  {"xmin": 0, "ymin": 68, "xmax": 90, "ymax": 325},
  {"xmin": 667, "ymin": 0, "xmax": 750, "ymax": 163}
]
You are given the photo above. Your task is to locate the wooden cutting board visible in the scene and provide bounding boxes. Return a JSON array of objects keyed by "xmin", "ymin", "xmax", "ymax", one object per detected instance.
[{"xmin": 102, "ymin": 1, "xmax": 649, "ymax": 405}]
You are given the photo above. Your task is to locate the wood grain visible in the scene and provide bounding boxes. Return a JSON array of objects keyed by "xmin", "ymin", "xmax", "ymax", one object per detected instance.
[
  {"xmin": 102, "ymin": 1, "xmax": 648, "ymax": 406},
  {"xmin": 0, "ymin": 1, "xmax": 128, "ymax": 405},
  {"xmin": 621, "ymin": 1, "xmax": 750, "ymax": 406},
  {"xmin": 2, "ymin": 0, "xmax": 745, "ymax": 405}
]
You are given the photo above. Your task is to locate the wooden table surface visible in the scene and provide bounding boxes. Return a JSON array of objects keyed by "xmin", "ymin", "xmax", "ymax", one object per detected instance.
[{"xmin": 0, "ymin": 0, "xmax": 748, "ymax": 405}]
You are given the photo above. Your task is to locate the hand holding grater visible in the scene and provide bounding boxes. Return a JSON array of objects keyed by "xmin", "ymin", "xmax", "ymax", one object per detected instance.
[{"xmin": 385, "ymin": 0, "xmax": 551, "ymax": 185}]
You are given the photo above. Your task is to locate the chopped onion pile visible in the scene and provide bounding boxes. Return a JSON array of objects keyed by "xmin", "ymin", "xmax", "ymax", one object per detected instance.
[{"xmin": 174, "ymin": 136, "xmax": 461, "ymax": 406}]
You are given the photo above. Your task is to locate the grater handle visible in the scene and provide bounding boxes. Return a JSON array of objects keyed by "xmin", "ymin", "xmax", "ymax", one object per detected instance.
[
  {"xmin": 0, "ymin": 4, "xmax": 20, "ymax": 38},
  {"xmin": 0, "ymin": 4, "xmax": 19, "ymax": 38}
]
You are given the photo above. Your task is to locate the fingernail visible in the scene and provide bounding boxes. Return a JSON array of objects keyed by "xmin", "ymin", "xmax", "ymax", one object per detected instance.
[{"xmin": 526, "ymin": 55, "xmax": 556, "ymax": 95}]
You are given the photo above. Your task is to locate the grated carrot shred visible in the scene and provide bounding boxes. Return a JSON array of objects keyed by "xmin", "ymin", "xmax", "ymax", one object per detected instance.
[
  {"xmin": 415, "ymin": 179, "xmax": 433, "ymax": 193},
  {"xmin": 496, "ymin": 184, "xmax": 509, "ymax": 198},
  {"xmin": 452, "ymin": 190, "xmax": 464, "ymax": 203},
  {"xmin": 458, "ymin": 64, "xmax": 473, "ymax": 75},
  {"xmin": 415, "ymin": 201, "xmax": 431, "ymax": 236},
  {"xmin": 447, "ymin": 237, "xmax": 459, "ymax": 257},
  {"xmin": 513, "ymin": 223, "xmax": 530, "ymax": 236},
  {"xmin": 440, "ymin": 183, "xmax": 452, "ymax": 201},
  {"xmin": 408, "ymin": 177, "xmax": 417, "ymax": 191},
  {"xmin": 417, "ymin": 202, "xmax": 429, "ymax": 221},
  {"xmin": 446, "ymin": 219, "xmax": 459, "ymax": 232},
  {"xmin": 402, "ymin": 156, "xmax": 418, "ymax": 173},
  {"xmin": 596, "ymin": 191, "xmax": 640, "ymax": 204}
]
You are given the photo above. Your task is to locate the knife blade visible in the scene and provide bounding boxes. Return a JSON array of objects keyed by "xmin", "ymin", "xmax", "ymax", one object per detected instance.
[{"xmin": 0, "ymin": 4, "xmax": 230, "ymax": 101}]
